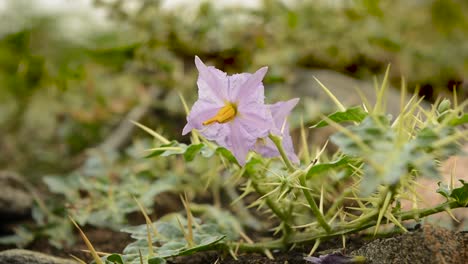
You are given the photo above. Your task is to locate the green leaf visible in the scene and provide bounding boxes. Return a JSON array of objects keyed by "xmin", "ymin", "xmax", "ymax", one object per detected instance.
[
  {"xmin": 450, "ymin": 180, "xmax": 468, "ymax": 206},
  {"xmin": 148, "ymin": 257, "xmax": 167, "ymax": 264},
  {"xmin": 448, "ymin": 113, "xmax": 468, "ymax": 126},
  {"xmin": 436, "ymin": 182, "xmax": 451, "ymax": 199},
  {"xmin": 106, "ymin": 254, "xmax": 124, "ymax": 264},
  {"xmin": 437, "ymin": 99, "xmax": 451, "ymax": 114},
  {"xmin": 216, "ymin": 147, "xmax": 239, "ymax": 165},
  {"xmin": 184, "ymin": 144, "xmax": 204, "ymax": 162},
  {"xmin": 311, "ymin": 106, "xmax": 368, "ymax": 128},
  {"xmin": 147, "ymin": 235, "xmax": 225, "ymax": 259},
  {"xmin": 145, "ymin": 141, "xmax": 178, "ymax": 158},
  {"xmin": 306, "ymin": 157, "xmax": 349, "ymax": 179},
  {"xmin": 171, "ymin": 236, "xmax": 225, "ymax": 257}
]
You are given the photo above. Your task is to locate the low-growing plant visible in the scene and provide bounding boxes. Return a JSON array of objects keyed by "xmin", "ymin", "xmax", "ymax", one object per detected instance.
[{"xmin": 75, "ymin": 58, "xmax": 467, "ymax": 263}]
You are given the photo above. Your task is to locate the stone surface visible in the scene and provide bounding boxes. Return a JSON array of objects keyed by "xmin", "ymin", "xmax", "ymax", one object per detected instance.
[
  {"xmin": 0, "ymin": 249, "xmax": 76, "ymax": 264},
  {"xmin": 0, "ymin": 171, "xmax": 33, "ymax": 218},
  {"xmin": 352, "ymin": 225, "xmax": 466, "ymax": 264}
]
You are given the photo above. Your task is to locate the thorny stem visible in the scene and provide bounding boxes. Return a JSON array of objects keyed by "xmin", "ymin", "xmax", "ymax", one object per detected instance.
[
  {"xmin": 269, "ymin": 134, "xmax": 295, "ymax": 172},
  {"xmin": 234, "ymin": 200, "xmax": 464, "ymax": 252},
  {"xmin": 249, "ymin": 177, "xmax": 292, "ymax": 237},
  {"xmin": 299, "ymin": 173, "xmax": 331, "ymax": 233},
  {"xmin": 325, "ymin": 188, "xmax": 353, "ymax": 218}
]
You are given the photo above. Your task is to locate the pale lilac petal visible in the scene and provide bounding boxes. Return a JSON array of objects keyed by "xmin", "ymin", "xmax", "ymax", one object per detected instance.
[
  {"xmin": 231, "ymin": 67, "xmax": 268, "ymax": 105},
  {"xmin": 195, "ymin": 56, "xmax": 228, "ymax": 104},
  {"xmin": 269, "ymin": 98, "xmax": 300, "ymax": 135},
  {"xmin": 182, "ymin": 100, "xmax": 219, "ymax": 135},
  {"xmin": 254, "ymin": 130, "xmax": 299, "ymax": 164},
  {"xmin": 237, "ymin": 102, "xmax": 272, "ymax": 138},
  {"xmin": 226, "ymin": 73, "xmax": 253, "ymax": 102},
  {"xmin": 254, "ymin": 98, "xmax": 300, "ymax": 164},
  {"xmin": 254, "ymin": 138, "xmax": 277, "ymax": 158},
  {"xmin": 281, "ymin": 125, "xmax": 300, "ymax": 164},
  {"xmin": 228, "ymin": 120, "xmax": 255, "ymax": 165},
  {"xmin": 200, "ymin": 122, "xmax": 231, "ymax": 147}
]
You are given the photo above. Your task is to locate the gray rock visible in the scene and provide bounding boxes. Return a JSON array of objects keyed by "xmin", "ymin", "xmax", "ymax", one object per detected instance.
[
  {"xmin": 351, "ymin": 225, "xmax": 466, "ymax": 264},
  {"xmin": 0, "ymin": 249, "xmax": 76, "ymax": 264},
  {"xmin": 0, "ymin": 171, "xmax": 33, "ymax": 218}
]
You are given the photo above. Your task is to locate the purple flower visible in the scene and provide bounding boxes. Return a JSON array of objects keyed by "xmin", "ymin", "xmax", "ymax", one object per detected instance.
[
  {"xmin": 182, "ymin": 56, "xmax": 273, "ymax": 165},
  {"xmin": 254, "ymin": 98, "xmax": 300, "ymax": 164},
  {"xmin": 304, "ymin": 253, "xmax": 366, "ymax": 264}
]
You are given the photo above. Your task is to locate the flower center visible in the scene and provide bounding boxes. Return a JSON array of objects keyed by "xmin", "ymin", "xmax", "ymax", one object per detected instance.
[{"xmin": 203, "ymin": 103, "xmax": 237, "ymax": 125}]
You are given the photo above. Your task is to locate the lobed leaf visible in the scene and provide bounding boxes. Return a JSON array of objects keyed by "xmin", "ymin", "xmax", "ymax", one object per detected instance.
[
  {"xmin": 311, "ymin": 106, "xmax": 368, "ymax": 128},
  {"xmin": 106, "ymin": 254, "xmax": 124, "ymax": 264},
  {"xmin": 306, "ymin": 157, "xmax": 349, "ymax": 179},
  {"xmin": 184, "ymin": 144, "xmax": 204, "ymax": 161},
  {"xmin": 450, "ymin": 180, "xmax": 468, "ymax": 206},
  {"xmin": 448, "ymin": 113, "xmax": 468, "ymax": 126}
]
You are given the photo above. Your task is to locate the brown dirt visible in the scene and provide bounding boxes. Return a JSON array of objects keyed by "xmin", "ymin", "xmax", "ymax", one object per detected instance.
[
  {"xmin": 352, "ymin": 224, "xmax": 467, "ymax": 264},
  {"xmin": 2, "ymin": 219, "xmax": 466, "ymax": 264},
  {"xmin": 25, "ymin": 227, "xmax": 132, "ymax": 262}
]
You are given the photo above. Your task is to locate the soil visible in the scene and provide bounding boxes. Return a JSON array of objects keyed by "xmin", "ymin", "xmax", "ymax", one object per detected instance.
[
  {"xmin": 2, "ymin": 223, "xmax": 464, "ymax": 264},
  {"xmin": 26, "ymin": 227, "xmax": 133, "ymax": 262}
]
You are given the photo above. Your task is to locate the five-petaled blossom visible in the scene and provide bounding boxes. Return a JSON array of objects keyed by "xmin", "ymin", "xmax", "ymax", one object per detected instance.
[
  {"xmin": 254, "ymin": 98, "xmax": 300, "ymax": 164},
  {"xmin": 182, "ymin": 56, "xmax": 273, "ymax": 165}
]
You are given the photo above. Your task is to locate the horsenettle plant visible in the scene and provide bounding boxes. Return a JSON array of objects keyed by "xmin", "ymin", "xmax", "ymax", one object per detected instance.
[
  {"xmin": 74, "ymin": 58, "xmax": 467, "ymax": 264},
  {"xmin": 182, "ymin": 56, "xmax": 299, "ymax": 166}
]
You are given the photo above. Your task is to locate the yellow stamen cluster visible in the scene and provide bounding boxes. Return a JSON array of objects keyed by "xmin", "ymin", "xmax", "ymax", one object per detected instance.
[{"xmin": 203, "ymin": 103, "xmax": 237, "ymax": 125}]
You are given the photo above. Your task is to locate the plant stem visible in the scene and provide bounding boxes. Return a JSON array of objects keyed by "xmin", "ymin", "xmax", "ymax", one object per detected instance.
[
  {"xmin": 268, "ymin": 134, "xmax": 295, "ymax": 172},
  {"xmin": 325, "ymin": 188, "xmax": 352, "ymax": 218},
  {"xmin": 299, "ymin": 173, "xmax": 331, "ymax": 233},
  {"xmin": 249, "ymin": 178, "xmax": 292, "ymax": 236},
  {"xmin": 235, "ymin": 200, "xmax": 463, "ymax": 252}
]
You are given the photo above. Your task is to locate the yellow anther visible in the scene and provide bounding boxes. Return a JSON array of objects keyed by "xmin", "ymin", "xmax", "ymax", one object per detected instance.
[{"xmin": 203, "ymin": 103, "xmax": 237, "ymax": 125}]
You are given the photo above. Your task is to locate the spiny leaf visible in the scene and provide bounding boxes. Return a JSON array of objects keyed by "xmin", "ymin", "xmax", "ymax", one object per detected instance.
[
  {"xmin": 450, "ymin": 180, "xmax": 468, "ymax": 206},
  {"xmin": 448, "ymin": 113, "xmax": 468, "ymax": 126},
  {"xmin": 216, "ymin": 147, "xmax": 239, "ymax": 165},
  {"xmin": 306, "ymin": 157, "xmax": 349, "ymax": 179},
  {"xmin": 145, "ymin": 141, "xmax": 184, "ymax": 158},
  {"xmin": 106, "ymin": 254, "xmax": 124, "ymax": 264},
  {"xmin": 145, "ymin": 142, "xmax": 177, "ymax": 158},
  {"xmin": 436, "ymin": 182, "xmax": 451, "ymax": 199},
  {"xmin": 170, "ymin": 235, "xmax": 225, "ymax": 257},
  {"xmin": 311, "ymin": 106, "xmax": 368, "ymax": 128},
  {"xmin": 148, "ymin": 257, "xmax": 167, "ymax": 264},
  {"xmin": 184, "ymin": 144, "xmax": 204, "ymax": 162}
]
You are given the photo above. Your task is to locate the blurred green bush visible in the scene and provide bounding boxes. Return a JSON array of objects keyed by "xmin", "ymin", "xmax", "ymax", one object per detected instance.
[{"xmin": 1, "ymin": 0, "xmax": 467, "ymax": 178}]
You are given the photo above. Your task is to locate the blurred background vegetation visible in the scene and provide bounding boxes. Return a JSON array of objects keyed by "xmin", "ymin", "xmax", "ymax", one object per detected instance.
[
  {"xmin": 1, "ymin": 0, "xmax": 467, "ymax": 253},
  {"xmin": 1, "ymin": 0, "xmax": 467, "ymax": 180}
]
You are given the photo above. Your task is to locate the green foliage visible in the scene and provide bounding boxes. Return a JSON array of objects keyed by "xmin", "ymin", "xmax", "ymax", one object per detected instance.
[
  {"xmin": 2, "ymin": 0, "xmax": 468, "ymax": 260},
  {"xmin": 438, "ymin": 180, "xmax": 468, "ymax": 207},
  {"xmin": 183, "ymin": 144, "xmax": 204, "ymax": 162},
  {"xmin": 312, "ymin": 106, "xmax": 368, "ymax": 128},
  {"xmin": 451, "ymin": 180, "xmax": 468, "ymax": 207},
  {"xmin": 42, "ymin": 144, "xmax": 179, "ymax": 229},
  {"xmin": 111, "ymin": 75, "xmax": 465, "ymax": 259},
  {"xmin": 106, "ymin": 254, "xmax": 125, "ymax": 264},
  {"xmin": 331, "ymin": 104, "xmax": 462, "ymax": 194},
  {"xmin": 306, "ymin": 156, "xmax": 351, "ymax": 179},
  {"xmin": 120, "ymin": 210, "xmax": 237, "ymax": 263},
  {"xmin": 2, "ymin": 0, "xmax": 468, "ymax": 179}
]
